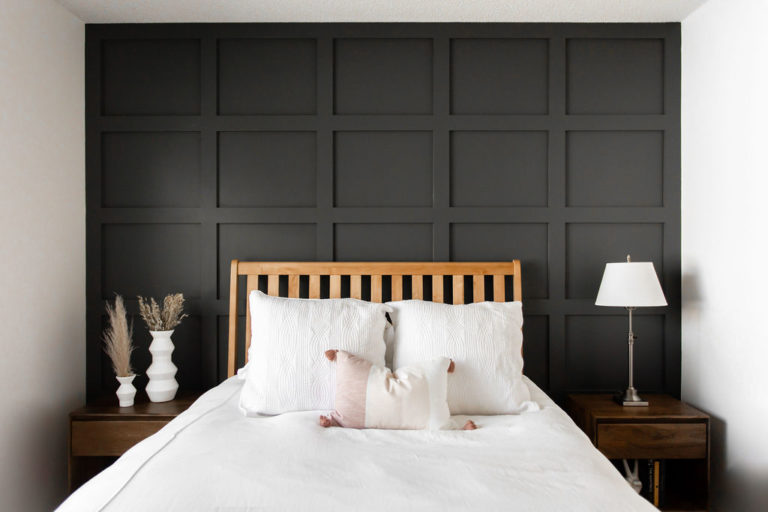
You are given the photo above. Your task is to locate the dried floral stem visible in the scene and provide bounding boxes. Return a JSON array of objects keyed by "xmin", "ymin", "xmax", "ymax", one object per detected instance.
[
  {"xmin": 138, "ymin": 293, "xmax": 188, "ymax": 331},
  {"xmin": 103, "ymin": 295, "xmax": 135, "ymax": 377}
]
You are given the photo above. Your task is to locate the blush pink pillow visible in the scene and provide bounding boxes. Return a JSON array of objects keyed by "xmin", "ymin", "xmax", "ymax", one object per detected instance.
[{"xmin": 319, "ymin": 350, "xmax": 476, "ymax": 431}]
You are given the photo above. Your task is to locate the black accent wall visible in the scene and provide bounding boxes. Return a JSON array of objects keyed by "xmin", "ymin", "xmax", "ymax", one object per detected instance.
[{"xmin": 86, "ymin": 23, "xmax": 681, "ymax": 402}]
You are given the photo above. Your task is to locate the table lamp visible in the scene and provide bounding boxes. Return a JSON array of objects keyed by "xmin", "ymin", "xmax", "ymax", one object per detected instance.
[{"xmin": 595, "ymin": 255, "xmax": 667, "ymax": 406}]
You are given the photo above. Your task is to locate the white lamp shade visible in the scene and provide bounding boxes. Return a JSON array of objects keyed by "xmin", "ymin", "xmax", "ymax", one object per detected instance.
[{"xmin": 595, "ymin": 262, "xmax": 667, "ymax": 307}]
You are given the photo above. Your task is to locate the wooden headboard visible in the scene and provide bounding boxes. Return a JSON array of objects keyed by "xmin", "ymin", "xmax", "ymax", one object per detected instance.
[{"xmin": 227, "ymin": 260, "xmax": 521, "ymax": 377}]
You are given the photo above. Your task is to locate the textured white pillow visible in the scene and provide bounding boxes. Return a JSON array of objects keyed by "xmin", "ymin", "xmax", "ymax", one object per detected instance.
[
  {"xmin": 388, "ymin": 300, "xmax": 530, "ymax": 415},
  {"xmin": 239, "ymin": 291, "xmax": 392, "ymax": 415}
]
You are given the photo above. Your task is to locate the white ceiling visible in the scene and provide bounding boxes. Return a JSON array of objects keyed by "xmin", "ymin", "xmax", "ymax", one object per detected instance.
[{"xmin": 57, "ymin": 0, "xmax": 709, "ymax": 24}]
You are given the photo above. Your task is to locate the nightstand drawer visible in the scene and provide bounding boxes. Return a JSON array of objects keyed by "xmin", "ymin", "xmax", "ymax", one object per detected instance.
[
  {"xmin": 71, "ymin": 420, "xmax": 168, "ymax": 456},
  {"xmin": 597, "ymin": 422, "xmax": 707, "ymax": 459}
]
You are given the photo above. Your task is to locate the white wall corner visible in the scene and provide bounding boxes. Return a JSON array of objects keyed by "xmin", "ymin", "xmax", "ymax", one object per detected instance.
[
  {"xmin": 682, "ymin": 0, "xmax": 768, "ymax": 509},
  {"xmin": 0, "ymin": 0, "xmax": 85, "ymax": 510}
]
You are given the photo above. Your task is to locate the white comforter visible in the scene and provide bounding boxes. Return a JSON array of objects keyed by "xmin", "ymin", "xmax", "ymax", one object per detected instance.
[{"xmin": 58, "ymin": 376, "xmax": 657, "ymax": 511}]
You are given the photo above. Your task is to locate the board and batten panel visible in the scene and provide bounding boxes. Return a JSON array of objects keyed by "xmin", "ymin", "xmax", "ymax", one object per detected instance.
[
  {"xmin": 217, "ymin": 38, "xmax": 317, "ymax": 115},
  {"xmin": 334, "ymin": 38, "xmax": 433, "ymax": 115},
  {"xmin": 566, "ymin": 38, "xmax": 665, "ymax": 115},
  {"xmin": 450, "ymin": 38, "xmax": 549, "ymax": 114},
  {"xmin": 450, "ymin": 131, "xmax": 549, "ymax": 207},
  {"xmin": 566, "ymin": 131, "xmax": 664, "ymax": 207},
  {"xmin": 101, "ymin": 132, "xmax": 201, "ymax": 207},
  {"xmin": 334, "ymin": 131, "xmax": 433, "ymax": 207},
  {"xmin": 86, "ymin": 24, "xmax": 680, "ymax": 402},
  {"xmin": 101, "ymin": 38, "xmax": 201, "ymax": 115},
  {"xmin": 218, "ymin": 131, "xmax": 317, "ymax": 207}
]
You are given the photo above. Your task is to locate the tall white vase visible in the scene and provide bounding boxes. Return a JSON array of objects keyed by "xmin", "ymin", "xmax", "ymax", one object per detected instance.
[
  {"xmin": 146, "ymin": 330, "xmax": 179, "ymax": 402},
  {"xmin": 116, "ymin": 374, "xmax": 137, "ymax": 407}
]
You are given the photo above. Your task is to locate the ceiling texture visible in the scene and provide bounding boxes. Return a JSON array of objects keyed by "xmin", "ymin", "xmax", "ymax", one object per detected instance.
[{"xmin": 57, "ymin": 0, "xmax": 708, "ymax": 23}]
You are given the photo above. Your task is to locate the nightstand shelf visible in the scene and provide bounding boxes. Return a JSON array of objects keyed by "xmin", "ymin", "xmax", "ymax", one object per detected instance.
[
  {"xmin": 68, "ymin": 393, "xmax": 200, "ymax": 493},
  {"xmin": 567, "ymin": 394, "xmax": 709, "ymax": 511}
]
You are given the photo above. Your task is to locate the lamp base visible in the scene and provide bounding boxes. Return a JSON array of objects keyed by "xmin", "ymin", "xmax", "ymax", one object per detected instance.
[{"xmin": 615, "ymin": 387, "xmax": 648, "ymax": 407}]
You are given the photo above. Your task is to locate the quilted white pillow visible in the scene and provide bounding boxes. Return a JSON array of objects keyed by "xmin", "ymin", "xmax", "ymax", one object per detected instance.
[
  {"xmin": 388, "ymin": 300, "xmax": 531, "ymax": 415},
  {"xmin": 240, "ymin": 291, "xmax": 392, "ymax": 415}
]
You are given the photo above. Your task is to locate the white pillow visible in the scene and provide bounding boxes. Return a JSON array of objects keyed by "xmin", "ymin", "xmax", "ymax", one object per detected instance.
[
  {"xmin": 388, "ymin": 300, "xmax": 530, "ymax": 415},
  {"xmin": 240, "ymin": 291, "xmax": 392, "ymax": 415}
]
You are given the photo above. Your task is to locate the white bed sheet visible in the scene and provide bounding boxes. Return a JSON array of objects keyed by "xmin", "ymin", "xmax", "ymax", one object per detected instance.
[{"xmin": 58, "ymin": 376, "xmax": 657, "ymax": 512}]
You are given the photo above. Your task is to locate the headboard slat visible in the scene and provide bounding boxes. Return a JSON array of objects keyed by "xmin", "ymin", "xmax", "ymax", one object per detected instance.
[
  {"xmin": 350, "ymin": 275, "xmax": 362, "ymax": 299},
  {"xmin": 391, "ymin": 275, "xmax": 403, "ymax": 301},
  {"xmin": 229, "ymin": 261, "xmax": 521, "ymax": 377},
  {"xmin": 371, "ymin": 275, "xmax": 382, "ymax": 303},
  {"xmin": 245, "ymin": 274, "xmax": 259, "ymax": 355},
  {"xmin": 411, "ymin": 275, "xmax": 423, "ymax": 300},
  {"xmin": 309, "ymin": 275, "xmax": 320, "ymax": 298},
  {"xmin": 493, "ymin": 275, "xmax": 505, "ymax": 302},
  {"xmin": 473, "ymin": 275, "xmax": 484, "ymax": 303},
  {"xmin": 513, "ymin": 260, "xmax": 522, "ymax": 302},
  {"xmin": 227, "ymin": 259, "xmax": 240, "ymax": 377},
  {"xmin": 432, "ymin": 274, "xmax": 444, "ymax": 303},
  {"xmin": 288, "ymin": 275, "xmax": 300, "ymax": 298},
  {"xmin": 267, "ymin": 275, "xmax": 279, "ymax": 296},
  {"xmin": 330, "ymin": 275, "xmax": 341, "ymax": 298},
  {"xmin": 452, "ymin": 275, "xmax": 464, "ymax": 305}
]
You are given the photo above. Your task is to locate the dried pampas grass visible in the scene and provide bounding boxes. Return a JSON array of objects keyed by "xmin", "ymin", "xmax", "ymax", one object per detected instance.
[
  {"xmin": 138, "ymin": 293, "xmax": 188, "ymax": 331},
  {"xmin": 103, "ymin": 295, "xmax": 135, "ymax": 377}
]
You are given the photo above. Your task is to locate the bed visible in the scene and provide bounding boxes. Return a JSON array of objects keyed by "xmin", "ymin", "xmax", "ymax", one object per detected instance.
[{"xmin": 58, "ymin": 261, "xmax": 657, "ymax": 511}]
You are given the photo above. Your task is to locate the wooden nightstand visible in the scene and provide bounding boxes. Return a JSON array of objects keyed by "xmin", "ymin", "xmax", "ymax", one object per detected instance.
[
  {"xmin": 68, "ymin": 393, "xmax": 200, "ymax": 493},
  {"xmin": 567, "ymin": 394, "xmax": 710, "ymax": 511}
]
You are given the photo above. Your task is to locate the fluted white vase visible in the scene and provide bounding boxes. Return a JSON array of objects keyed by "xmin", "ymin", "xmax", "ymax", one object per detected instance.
[
  {"xmin": 146, "ymin": 330, "xmax": 179, "ymax": 402},
  {"xmin": 116, "ymin": 375, "xmax": 137, "ymax": 407}
]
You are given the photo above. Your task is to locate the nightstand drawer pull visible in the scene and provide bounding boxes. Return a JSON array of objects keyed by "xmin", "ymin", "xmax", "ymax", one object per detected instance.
[
  {"xmin": 597, "ymin": 423, "xmax": 706, "ymax": 459},
  {"xmin": 71, "ymin": 420, "xmax": 167, "ymax": 456}
]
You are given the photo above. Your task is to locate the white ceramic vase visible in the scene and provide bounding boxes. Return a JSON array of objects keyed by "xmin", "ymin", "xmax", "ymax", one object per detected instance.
[
  {"xmin": 116, "ymin": 374, "xmax": 137, "ymax": 407},
  {"xmin": 146, "ymin": 330, "xmax": 179, "ymax": 402}
]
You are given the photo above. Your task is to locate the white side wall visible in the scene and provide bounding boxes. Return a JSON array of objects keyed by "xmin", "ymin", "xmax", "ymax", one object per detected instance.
[
  {"xmin": 0, "ymin": 1, "xmax": 85, "ymax": 510},
  {"xmin": 682, "ymin": 0, "xmax": 768, "ymax": 507}
]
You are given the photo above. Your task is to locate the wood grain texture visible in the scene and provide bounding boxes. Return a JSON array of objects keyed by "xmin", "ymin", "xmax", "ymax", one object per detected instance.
[
  {"xmin": 566, "ymin": 394, "xmax": 709, "ymax": 466},
  {"xmin": 473, "ymin": 275, "xmax": 484, "ymax": 302},
  {"xmin": 513, "ymin": 260, "xmax": 522, "ymax": 302},
  {"xmin": 597, "ymin": 423, "xmax": 707, "ymax": 459},
  {"xmin": 412, "ymin": 275, "xmax": 423, "ymax": 300},
  {"xmin": 432, "ymin": 274, "xmax": 444, "ymax": 302},
  {"xmin": 235, "ymin": 261, "xmax": 521, "ymax": 277},
  {"xmin": 452, "ymin": 275, "xmax": 464, "ymax": 304},
  {"xmin": 330, "ymin": 274, "xmax": 342, "ymax": 298},
  {"xmin": 288, "ymin": 275, "xmax": 300, "ymax": 298},
  {"xmin": 227, "ymin": 259, "xmax": 239, "ymax": 378},
  {"xmin": 371, "ymin": 275, "xmax": 382, "ymax": 303},
  {"xmin": 70, "ymin": 393, "xmax": 199, "ymax": 420},
  {"xmin": 309, "ymin": 275, "xmax": 320, "ymax": 298},
  {"xmin": 567, "ymin": 394, "xmax": 709, "ymax": 423},
  {"xmin": 350, "ymin": 275, "xmax": 362, "ymax": 299},
  {"xmin": 244, "ymin": 273, "xmax": 258, "ymax": 356},
  {"xmin": 71, "ymin": 420, "xmax": 167, "ymax": 456},
  {"xmin": 493, "ymin": 274, "xmax": 504, "ymax": 302},
  {"xmin": 391, "ymin": 275, "xmax": 403, "ymax": 301},
  {"xmin": 267, "ymin": 274, "xmax": 279, "ymax": 296}
]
